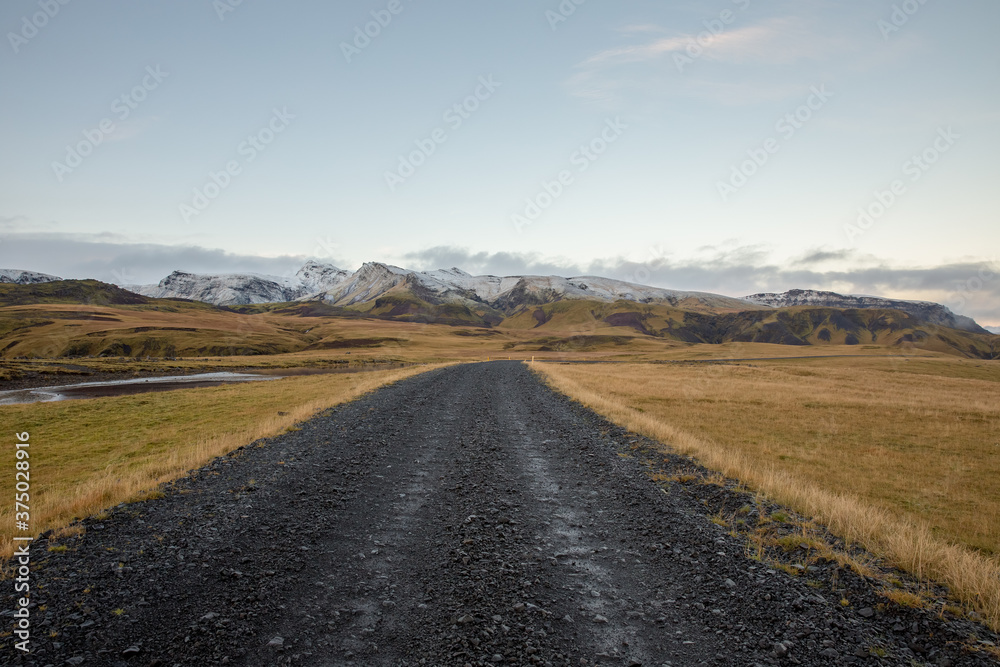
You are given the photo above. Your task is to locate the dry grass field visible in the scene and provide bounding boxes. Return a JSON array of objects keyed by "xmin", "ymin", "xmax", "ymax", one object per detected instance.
[
  {"xmin": 0, "ymin": 300, "xmax": 676, "ymax": 371},
  {"xmin": 2, "ymin": 286, "xmax": 998, "ymax": 627},
  {"xmin": 0, "ymin": 363, "xmax": 446, "ymax": 562},
  {"xmin": 533, "ymin": 356, "xmax": 1000, "ymax": 629}
]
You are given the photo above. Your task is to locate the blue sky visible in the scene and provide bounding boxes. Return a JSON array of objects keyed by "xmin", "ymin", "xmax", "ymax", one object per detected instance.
[{"xmin": 1, "ymin": 0, "xmax": 998, "ymax": 325}]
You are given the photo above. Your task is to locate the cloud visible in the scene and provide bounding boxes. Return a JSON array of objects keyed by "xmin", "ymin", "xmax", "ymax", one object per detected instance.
[
  {"xmin": 583, "ymin": 17, "xmax": 835, "ymax": 68},
  {"xmin": 0, "ymin": 216, "xmax": 28, "ymax": 231},
  {"xmin": 103, "ymin": 115, "xmax": 163, "ymax": 144},
  {"xmin": 0, "ymin": 233, "xmax": 313, "ymax": 285},
  {"xmin": 793, "ymin": 249, "xmax": 855, "ymax": 265},
  {"xmin": 616, "ymin": 24, "xmax": 669, "ymax": 35},
  {"xmin": 568, "ymin": 13, "xmax": 860, "ymax": 106},
  {"xmin": 401, "ymin": 247, "xmax": 586, "ymax": 278},
  {"xmin": 0, "ymin": 215, "xmax": 56, "ymax": 232}
]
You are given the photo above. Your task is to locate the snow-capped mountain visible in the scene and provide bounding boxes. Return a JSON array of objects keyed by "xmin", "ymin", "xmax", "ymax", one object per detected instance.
[
  {"xmin": 131, "ymin": 271, "xmax": 300, "ymax": 305},
  {"xmin": 127, "ymin": 261, "xmax": 350, "ymax": 306},
  {"xmin": 743, "ymin": 289, "xmax": 987, "ymax": 334},
  {"xmin": 0, "ymin": 269, "xmax": 61, "ymax": 284},
  {"xmin": 295, "ymin": 261, "xmax": 351, "ymax": 294},
  {"xmin": 6, "ymin": 262, "xmax": 994, "ymax": 334},
  {"xmin": 127, "ymin": 261, "xmax": 754, "ymax": 311}
]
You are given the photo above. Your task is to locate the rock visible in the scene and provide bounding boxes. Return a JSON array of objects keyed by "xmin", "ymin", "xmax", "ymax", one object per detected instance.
[
  {"xmin": 724, "ymin": 579, "xmax": 736, "ymax": 588},
  {"xmin": 858, "ymin": 607, "xmax": 875, "ymax": 618},
  {"xmin": 267, "ymin": 636, "xmax": 284, "ymax": 648},
  {"xmin": 819, "ymin": 648, "xmax": 838, "ymax": 658},
  {"xmin": 593, "ymin": 615, "xmax": 608, "ymax": 623},
  {"xmin": 121, "ymin": 646, "xmax": 141, "ymax": 656}
]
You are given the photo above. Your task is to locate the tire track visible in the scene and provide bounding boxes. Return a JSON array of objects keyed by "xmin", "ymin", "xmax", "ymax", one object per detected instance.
[{"xmin": 4, "ymin": 362, "xmax": 998, "ymax": 666}]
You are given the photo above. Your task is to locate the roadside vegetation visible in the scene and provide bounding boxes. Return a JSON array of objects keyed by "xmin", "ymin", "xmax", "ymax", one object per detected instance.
[
  {"xmin": 0, "ymin": 364, "xmax": 445, "ymax": 561},
  {"xmin": 533, "ymin": 356, "xmax": 1000, "ymax": 630}
]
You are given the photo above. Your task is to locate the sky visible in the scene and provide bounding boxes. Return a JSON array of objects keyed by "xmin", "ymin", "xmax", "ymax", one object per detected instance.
[{"xmin": 1, "ymin": 0, "xmax": 998, "ymax": 327}]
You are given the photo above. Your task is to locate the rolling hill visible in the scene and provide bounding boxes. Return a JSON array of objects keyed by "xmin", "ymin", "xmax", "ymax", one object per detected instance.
[
  {"xmin": 0, "ymin": 277, "xmax": 995, "ymax": 361},
  {"xmin": 743, "ymin": 288, "xmax": 986, "ymax": 333}
]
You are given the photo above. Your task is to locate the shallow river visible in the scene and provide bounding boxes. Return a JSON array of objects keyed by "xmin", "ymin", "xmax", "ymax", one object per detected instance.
[{"xmin": 0, "ymin": 372, "xmax": 278, "ymax": 405}]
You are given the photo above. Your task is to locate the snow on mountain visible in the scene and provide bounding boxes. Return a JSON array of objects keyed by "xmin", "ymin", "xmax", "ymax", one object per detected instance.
[
  {"xmin": 127, "ymin": 261, "xmax": 352, "ymax": 306},
  {"xmin": 309, "ymin": 262, "xmax": 415, "ymax": 306},
  {"xmin": 302, "ymin": 262, "xmax": 755, "ymax": 311},
  {"xmin": 743, "ymin": 289, "xmax": 987, "ymax": 334},
  {"xmin": 295, "ymin": 260, "xmax": 352, "ymax": 294},
  {"xmin": 0, "ymin": 269, "xmax": 61, "ymax": 284},
  {"xmin": 129, "ymin": 271, "xmax": 300, "ymax": 305},
  {"xmin": 121, "ymin": 263, "xmax": 990, "ymax": 332},
  {"xmin": 986, "ymin": 326, "xmax": 1000, "ymax": 335},
  {"xmin": 125, "ymin": 261, "xmax": 754, "ymax": 310}
]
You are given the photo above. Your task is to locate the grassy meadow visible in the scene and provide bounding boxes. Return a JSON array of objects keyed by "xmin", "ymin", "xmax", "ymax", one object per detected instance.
[
  {"xmin": 2, "ymin": 288, "xmax": 998, "ymax": 629},
  {"xmin": 533, "ymin": 356, "xmax": 1000, "ymax": 630},
  {"xmin": 0, "ymin": 363, "xmax": 446, "ymax": 561}
]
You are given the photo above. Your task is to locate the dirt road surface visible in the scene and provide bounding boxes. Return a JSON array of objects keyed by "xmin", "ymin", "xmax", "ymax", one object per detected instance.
[{"xmin": 3, "ymin": 362, "xmax": 997, "ymax": 666}]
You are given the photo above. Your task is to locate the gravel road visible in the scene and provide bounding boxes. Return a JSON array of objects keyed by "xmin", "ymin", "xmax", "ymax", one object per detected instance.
[{"xmin": 4, "ymin": 361, "xmax": 997, "ymax": 666}]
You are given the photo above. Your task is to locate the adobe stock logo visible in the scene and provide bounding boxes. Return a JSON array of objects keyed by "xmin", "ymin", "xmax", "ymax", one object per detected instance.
[
  {"xmin": 844, "ymin": 126, "xmax": 958, "ymax": 245},
  {"xmin": 7, "ymin": 0, "xmax": 71, "ymax": 54},
  {"xmin": 674, "ymin": 0, "xmax": 752, "ymax": 73},
  {"xmin": 179, "ymin": 108, "xmax": 295, "ymax": 223},
  {"xmin": 213, "ymin": 0, "xmax": 245, "ymax": 22},
  {"xmin": 384, "ymin": 75, "xmax": 501, "ymax": 192},
  {"xmin": 716, "ymin": 85, "xmax": 832, "ymax": 202},
  {"xmin": 546, "ymin": 0, "xmax": 587, "ymax": 31},
  {"xmin": 877, "ymin": 0, "xmax": 932, "ymax": 40},
  {"xmin": 340, "ymin": 0, "xmax": 413, "ymax": 63},
  {"xmin": 51, "ymin": 66, "xmax": 169, "ymax": 183},
  {"xmin": 512, "ymin": 117, "xmax": 627, "ymax": 232}
]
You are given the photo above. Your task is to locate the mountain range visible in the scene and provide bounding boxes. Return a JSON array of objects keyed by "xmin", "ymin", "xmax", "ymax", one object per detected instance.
[
  {"xmin": 743, "ymin": 289, "xmax": 986, "ymax": 334},
  {"xmin": 122, "ymin": 261, "xmax": 752, "ymax": 313},
  {"xmin": 124, "ymin": 262, "xmax": 990, "ymax": 334},
  {"xmin": 1, "ymin": 262, "xmax": 991, "ymax": 334},
  {"xmin": 0, "ymin": 262, "xmax": 995, "ymax": 359}
]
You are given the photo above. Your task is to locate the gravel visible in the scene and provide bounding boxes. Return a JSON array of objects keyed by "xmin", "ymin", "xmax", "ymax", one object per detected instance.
[{"xmin": 3, "ymin": 361, "xmax": 997, "ymax": 665}]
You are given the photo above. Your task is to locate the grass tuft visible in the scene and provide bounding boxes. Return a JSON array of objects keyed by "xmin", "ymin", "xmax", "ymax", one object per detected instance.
[
  {"xmin": 0, "ymin": 364, "xmax": 446, "ymax": 561},
  {"xmin": 532, "ymin": 359, "xmax": 1000, "ymax": 631}
]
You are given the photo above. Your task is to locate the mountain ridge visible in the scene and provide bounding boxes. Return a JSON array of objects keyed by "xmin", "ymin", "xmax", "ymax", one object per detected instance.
[
  {"xmin": 1, "ymin": 261, "xmax": 992, "ymax": 334},
  {"xmin": 0, "ymin": 277, "xmax": 995, "ymax": 360},
  {"xmin": 125, "ymin": 261, "xmax": 758, "ymax": 313},
  {"xmin": 0, "ymin": 269, "xmax": 62, "ymax": 284},
  {"xmin": 743, "ymin": 288, "xmax": 986, "ymax": 334}
]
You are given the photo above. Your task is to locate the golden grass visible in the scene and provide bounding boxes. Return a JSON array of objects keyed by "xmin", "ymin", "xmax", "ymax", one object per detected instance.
[
  {"xmin": 532, "ymin": 358, "xmax": 1000, "ymax": 630},
  {"xmin": 881, "ymin": 588, "xmax": 930, "ymax": 610},
  {"xmin": 0, "ymin": 364, "xmax": 445, "ymax": 561}
]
